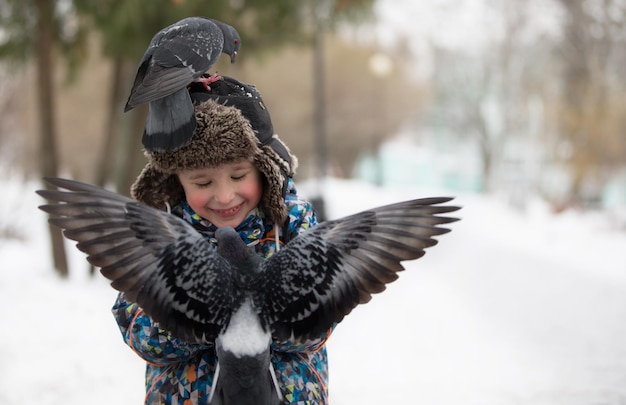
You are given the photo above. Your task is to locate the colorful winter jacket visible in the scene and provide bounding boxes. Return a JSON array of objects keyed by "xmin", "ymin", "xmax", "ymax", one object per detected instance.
[{"xmin": 112, "ymin": 179, "xmax": 330, "ymax": 404}]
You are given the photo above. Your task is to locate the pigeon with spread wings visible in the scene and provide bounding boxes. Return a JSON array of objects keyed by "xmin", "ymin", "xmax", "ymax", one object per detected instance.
[
  {"xmin": 125, "ymin": 17, "xmax": 241, "ymax": 152},
  {"xmin": 37, "ymin": 177, "xmax": 460, "ymax": 405}
]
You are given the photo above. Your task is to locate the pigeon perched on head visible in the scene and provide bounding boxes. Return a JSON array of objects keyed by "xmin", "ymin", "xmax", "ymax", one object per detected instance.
[
  {"xmin": 37, "ymin": 177, "xmax": 460, "ymax": 404},
  {"xmin": 124, "ymin": 17, "xmax": 241, "ymax": 152}
]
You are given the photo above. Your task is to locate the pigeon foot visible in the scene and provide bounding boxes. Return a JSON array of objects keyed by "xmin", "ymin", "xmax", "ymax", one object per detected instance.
[{"xmin": 198, "ymin": 73, "xmax": 223, "ymax": 90}]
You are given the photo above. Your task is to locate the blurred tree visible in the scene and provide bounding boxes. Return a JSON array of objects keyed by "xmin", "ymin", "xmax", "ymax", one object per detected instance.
[
  {"xmin": 422, "ymin": 0, "xmax": 626, "ymax": 206},
  {"xmin": 72, "ymin": 0, "xmax": 375, "ymax": 194},
  {"xmin": 429, "ymin": 1, "xmax": 534, "ymax": 193},
  {"xmin": 0, "ymin": 0, "xmax": 87, "ymax": 277},
  {"xmin": 234, "ymin": 35, "xmax": 424, "ymax": 180},
  {"xmin": 2, "ymin": 0, "xmax": 375, "ymax": 276},
  {"xmin": 553, "ymin": 0, "xmax": 626, "ymax": 207},
  {"xmin": 0, "ymin": 66, "xmax": 19, "ymax": 163},
  {"xmin": 326, "ymin": 39, "xmax": 422, "ymax": 177}
]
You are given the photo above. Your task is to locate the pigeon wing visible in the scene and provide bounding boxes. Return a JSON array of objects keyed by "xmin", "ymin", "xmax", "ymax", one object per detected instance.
[
  {"xmin": 126, "ymin": 17, "xmax": 224, "ymax": 108},
  {"xmin": 37, "ymin": 177, "xmax": 238, "ymax": 344},
  {"xmin": 257, "ymin": 198, "xmax": 460, "ymax": 342}
]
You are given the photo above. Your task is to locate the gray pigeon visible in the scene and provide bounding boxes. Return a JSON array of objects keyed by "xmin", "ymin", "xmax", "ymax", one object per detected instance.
[
  {"xmin": 124, "ymin": 17, "xmax": 241, "ymax": 152},
  {"xmin": 37, "ymin": 177, "xmax": 460, "ymax": 405}
]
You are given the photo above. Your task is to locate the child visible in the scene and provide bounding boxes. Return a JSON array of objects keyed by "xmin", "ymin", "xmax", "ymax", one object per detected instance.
[{"xmin": 113, "ymin": 77, "xmax": 330, "ymax": 404}]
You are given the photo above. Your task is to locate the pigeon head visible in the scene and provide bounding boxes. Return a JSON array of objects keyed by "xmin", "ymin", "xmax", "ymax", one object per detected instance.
[
  {"xmin": 216, "ymin": 227, "xmax": 263, "ymax": 287},
  {"xmin": 215, "ymin": 227, "xmax": 255, "ymax": 263},
  {"xmin": 211, "ymin": 19, "xmax": 241, "ymax": 63}
]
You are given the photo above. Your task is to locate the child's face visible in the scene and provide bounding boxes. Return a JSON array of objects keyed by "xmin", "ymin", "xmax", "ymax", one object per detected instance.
[{"xmin": 177, "ymin": 160, "xmax": 263, "ymax": 228}]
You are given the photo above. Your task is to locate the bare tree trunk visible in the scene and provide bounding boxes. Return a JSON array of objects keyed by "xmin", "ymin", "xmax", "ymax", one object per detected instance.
[
  {"xmin": 555, "ymin": 0, "xmax": 620, "ymax": 206},
  {"xmin": 313, "ymin": 23, "xmax": 328, "ymax": 180},
  {"xmin": 36, "ymin": 0, "xmax": 68, "ymax": 277},
  {"xmin": 95, "ymin": 57, "xmax": 125, "ymax": 187},
  {"xmin": 116, "ymin": 105, "xmax": 147, "ymax": 197},
  {"xmin": 90, "ymin": 58, "xmax": 134, "ymax": 276}
]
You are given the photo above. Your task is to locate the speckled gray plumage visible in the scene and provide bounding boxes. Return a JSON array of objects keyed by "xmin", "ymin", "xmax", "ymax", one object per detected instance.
[
  {"xmin": 125, "ymin": 17, "xmax": 241, "ymax": 152},
  {"xmin": 37, "ymin": 177, "xmax": 460, "ymax": 405}
]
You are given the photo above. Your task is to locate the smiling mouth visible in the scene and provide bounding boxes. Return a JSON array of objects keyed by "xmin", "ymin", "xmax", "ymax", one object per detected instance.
[{"xmin": 212, "ymin": 203, "xmax": 243, "ymax": 218}]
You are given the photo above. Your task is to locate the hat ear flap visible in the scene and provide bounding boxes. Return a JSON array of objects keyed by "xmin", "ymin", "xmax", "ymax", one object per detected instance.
[
  {"xmin": 265, "ymin": 135, "xmax": 298, "ymax": 177},
  {"xmin": 255, "ymin": 150, "xmax": 288, "ymax": 226},
  {"xmin": 131, "ymin": 162, "xmax": 184, "ymax": 210}
]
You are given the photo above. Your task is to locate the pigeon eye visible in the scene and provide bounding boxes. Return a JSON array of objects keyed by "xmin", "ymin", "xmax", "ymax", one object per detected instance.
[{"xmin": 234, "ymin": 39, "xmax": 239, "ymax": 44}]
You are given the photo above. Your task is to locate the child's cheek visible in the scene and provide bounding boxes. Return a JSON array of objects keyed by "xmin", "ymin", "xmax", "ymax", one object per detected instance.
[
  {"xmin": 240, "ymin": 177, "xmax": 263, "ymax": 206},
  {"xmin": 186, "ymin": 189, "xmax": 209, "ymax": 213}
]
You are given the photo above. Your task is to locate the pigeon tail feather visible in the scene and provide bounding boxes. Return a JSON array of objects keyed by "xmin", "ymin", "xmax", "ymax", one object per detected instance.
[
  {"xmin": 211, "ymin": 344, "xmax": 281, "ymax": 405},
  {"xmin": 142, "ymin": 87, "xmax": 195, "ymax": 152}
]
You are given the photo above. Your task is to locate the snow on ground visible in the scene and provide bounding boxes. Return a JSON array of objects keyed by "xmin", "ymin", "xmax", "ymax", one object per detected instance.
[{"xmin": 1, "ymin": 176, "xmax": 626, "ymax": 404}]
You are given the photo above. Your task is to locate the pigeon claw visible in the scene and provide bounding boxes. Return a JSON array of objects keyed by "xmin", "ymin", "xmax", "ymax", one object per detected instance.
[{"xmin": 198, "ymin": 73, "xmax": 223, "ymax": 91}]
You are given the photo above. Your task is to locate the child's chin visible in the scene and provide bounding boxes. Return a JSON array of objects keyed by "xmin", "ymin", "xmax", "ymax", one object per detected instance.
[{"xmin": 211, "ymin": 215, "xmax": 244, "ymax": 229}]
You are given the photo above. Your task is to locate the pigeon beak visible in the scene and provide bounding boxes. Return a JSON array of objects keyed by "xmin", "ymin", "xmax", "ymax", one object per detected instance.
[{"xmin": 230, "ymin": 51, "xmax": 237, "ymax": 63}]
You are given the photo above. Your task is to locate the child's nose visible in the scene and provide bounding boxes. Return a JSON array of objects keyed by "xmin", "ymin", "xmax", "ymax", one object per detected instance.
[{"xmin": 213, "ymin": 183, "xmax": 234, "ymax": 204}]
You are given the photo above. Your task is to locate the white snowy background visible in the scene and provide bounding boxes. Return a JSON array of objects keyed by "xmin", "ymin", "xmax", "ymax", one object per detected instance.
[{"xmin": 1, "ymin": 175, "xmax": 625, "ymax": 405}]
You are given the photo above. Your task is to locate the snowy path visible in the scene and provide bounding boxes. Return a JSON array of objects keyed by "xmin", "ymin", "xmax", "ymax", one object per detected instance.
[
  {"xmin": 328, "ymin": 188, "xmax": 626, "ymax": 405},
  {"xmin": 2, "ymin": 178, "xmax": 626, "ymax": 404}
]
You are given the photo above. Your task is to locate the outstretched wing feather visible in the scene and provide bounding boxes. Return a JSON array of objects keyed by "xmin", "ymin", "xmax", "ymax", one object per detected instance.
[
  {"xmin": 258, "ymin": 198, "xmax": 460, "ymax": 342},
  {"xmin": 37, "ymin": 177, "xmax": 238, "ymax": 344}
]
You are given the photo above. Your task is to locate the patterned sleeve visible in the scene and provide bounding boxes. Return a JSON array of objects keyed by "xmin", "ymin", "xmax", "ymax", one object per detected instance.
[
  {"xmin": 112, "ymin": 292, "xmax": 212, "ymax": 366},
  {"xmin": 283, "ymin": 179, "xmax": 318, "ymax": 239}
]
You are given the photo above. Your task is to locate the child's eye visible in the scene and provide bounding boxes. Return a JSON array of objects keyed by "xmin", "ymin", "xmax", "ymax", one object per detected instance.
[
  {"xmin": 232, "ymin": 173, "xmax": 247, "ymax": 181},
  {"xmin": 195, "ymin": 181, "xmax": 212, "ymax": 188}
]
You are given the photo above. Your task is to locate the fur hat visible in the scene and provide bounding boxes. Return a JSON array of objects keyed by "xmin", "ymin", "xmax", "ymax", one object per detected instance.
[
  {"xmin": 188, "ymin": 75, "xmax": 294, "ymax": 169},
  {"xmin": 131, "ymin": 98, "xmax": 296, "ymax": 226}
]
